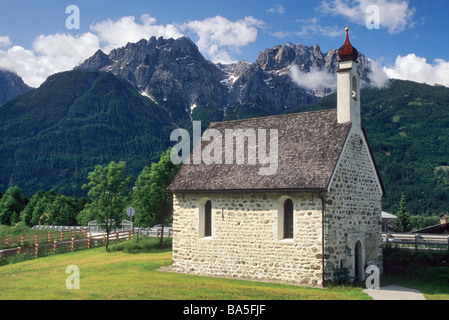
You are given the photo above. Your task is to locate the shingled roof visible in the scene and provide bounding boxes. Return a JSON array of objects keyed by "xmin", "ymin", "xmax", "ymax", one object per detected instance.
[{"xmin": 167, "ymin": 109, "xmax": 352, "ymax": 193}]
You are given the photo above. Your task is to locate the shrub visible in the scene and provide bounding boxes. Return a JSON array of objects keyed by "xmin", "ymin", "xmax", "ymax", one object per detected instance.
[{"xmin": 109, "ymin": 236, "xmax": 172, "ymax": 253}]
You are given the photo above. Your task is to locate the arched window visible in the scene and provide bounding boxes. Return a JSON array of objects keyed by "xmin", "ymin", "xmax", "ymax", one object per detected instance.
[
  {"xmin": 283, "ymin": 199, "xmax": 293, "ymax": 239},
  {"xmin": 352, "ymin": 75, "xmax": 358, "ymax": 101},
  {"xmin": 204, "ymin": 200, "xmax": 212, "ymax": 237}
]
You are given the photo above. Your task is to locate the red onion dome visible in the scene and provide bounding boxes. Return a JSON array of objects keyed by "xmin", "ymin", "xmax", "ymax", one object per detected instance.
[{"xmin": 338, "ymin": 27, "xmax": 358, "ymax": 62}]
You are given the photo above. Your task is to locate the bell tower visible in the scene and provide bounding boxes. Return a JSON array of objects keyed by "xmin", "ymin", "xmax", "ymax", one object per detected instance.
[{"xmin": 337, "ymin": 26, "xmax": 361, "ymax": 129}]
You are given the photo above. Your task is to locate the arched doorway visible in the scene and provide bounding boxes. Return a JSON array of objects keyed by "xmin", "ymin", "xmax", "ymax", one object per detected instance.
[{"xmin": 354, "ymin": 241, "xmax": 363, "ymax": 282}]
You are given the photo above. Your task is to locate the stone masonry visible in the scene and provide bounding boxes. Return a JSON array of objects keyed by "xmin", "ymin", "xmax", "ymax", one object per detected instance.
[
  {"xmin": 324, "ymin": 129, "xmax": 384, "ymax": 281},
  {"xmin": 172, "ymin": 192, "xmax": 325, "ymax": 287}
]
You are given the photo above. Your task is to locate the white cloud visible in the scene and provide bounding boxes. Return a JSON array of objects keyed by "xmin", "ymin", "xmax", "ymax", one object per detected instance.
[
  {"xmin": 273, "ymin": 18, "xmax": 343, "ymax": 38},
  {"xmin": 33, "ymin": 32, "xmax": 100, "ymax": 61},
  {"xmin": 366, "ymin": 58, "xmax": 389, "ymax": 88},
  {"xmin": 267, "ymin": 4, "xmax": 285, "ymax": 14},
  {"xmin": 290, "ymin": 65, "xmax": 337, "ymax": 91},
  {"xmin": 0, "ymin": 33, "xmax": 100, "ymax": 87},
  {"xmin": 0, "ymin": 36, "xmax": 12, "ymax": 48},
  {"xmin": 318, "ymin": 0, "xmax": 415, "ymax": 34},
  {"xmin": 90, "ymin": 14, "xmax": 184, "ymax": 52},
  {"xmin": 182, "ymin": 15, "xmax": 264, "ymax": 64},
  {"xmin": 383, "ymin": 54, "xmax": 449, "ymax": 87}
]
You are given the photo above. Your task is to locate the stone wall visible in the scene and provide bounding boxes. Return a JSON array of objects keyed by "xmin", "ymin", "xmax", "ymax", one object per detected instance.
[
  {"xmin": 324, "ymin": 129, "xmax": 384, "ymax": 281},
  {"xmin": 172, "ymin": 192, "xmax": 325, "ymax": 287}
]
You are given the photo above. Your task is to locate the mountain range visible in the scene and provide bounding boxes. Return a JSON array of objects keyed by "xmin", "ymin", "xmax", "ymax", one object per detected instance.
[
  {"xmin": 75, "ymin": 36, "xmax": 372, "ymax": 116},
  {"xmin": 0, "ymin": 36, "xmax": 448, "ymax": 215}
]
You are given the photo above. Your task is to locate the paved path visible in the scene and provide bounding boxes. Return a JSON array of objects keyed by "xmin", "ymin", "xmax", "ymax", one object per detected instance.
[{"xmin": 363, "ymin": 285, "xmax": 426, "ymax": 300}]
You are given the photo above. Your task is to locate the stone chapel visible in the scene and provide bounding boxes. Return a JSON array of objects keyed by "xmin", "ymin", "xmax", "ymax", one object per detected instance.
[{"xmin": 167, "ymin": 28, "xmax": 385, "ymax": 287}]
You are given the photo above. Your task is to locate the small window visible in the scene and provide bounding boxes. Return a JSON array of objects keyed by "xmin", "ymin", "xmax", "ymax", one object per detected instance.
[
  {"xmin": 283, "ymin": 199, "xmax": 293, "ymax": 239},
  {"xmin": 204, "ymin": 200, "xmax": 212, "ymax": 237},
  {"xmin": 352, "ymin": 76, "xmax": 358, "ymax": 101}
]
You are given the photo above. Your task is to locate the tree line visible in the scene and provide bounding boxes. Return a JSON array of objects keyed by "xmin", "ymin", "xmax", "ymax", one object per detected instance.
[{"xmin": 0, "ymin": 148, "xmax": 179, "ymax": 236}]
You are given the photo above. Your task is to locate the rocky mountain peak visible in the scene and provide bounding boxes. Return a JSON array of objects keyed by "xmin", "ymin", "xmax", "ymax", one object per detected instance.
[
  {"xmin": 76, "ymin": 36, "xmax": 373, "ymax": 114},
  {"xmin": 76, "ymin": 49, "xmax": 111, "ymax": 71},
  {"xmin": 0, "ymin": 69, "xmax": 32, "ymax": 107}
]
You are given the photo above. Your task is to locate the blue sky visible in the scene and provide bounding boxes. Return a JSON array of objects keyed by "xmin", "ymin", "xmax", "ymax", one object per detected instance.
[{"xmin": 0, "ymin": 0, "xmax": 448, "ymax": 88}]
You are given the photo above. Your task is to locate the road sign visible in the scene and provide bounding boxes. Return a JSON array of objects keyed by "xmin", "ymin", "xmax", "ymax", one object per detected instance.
[{"xmin": 126, "ymin": 207, "xmax": 135, "ymax": 218}]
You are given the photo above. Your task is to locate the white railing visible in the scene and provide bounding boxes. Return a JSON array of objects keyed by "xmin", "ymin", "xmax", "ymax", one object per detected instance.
[{"xmin": 383, "ymin": 233, "xmax": 449, "ymax": 251}]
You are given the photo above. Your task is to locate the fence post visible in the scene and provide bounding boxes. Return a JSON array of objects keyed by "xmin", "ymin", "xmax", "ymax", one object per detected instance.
[
  {"xmin": 0, "ymin": 251, "xmax": 2, "ymax": 261},
  {"xmin": 447, "ymin": 235, "xmax": 449, "ymax": 251},
  {"xmin": 35, "ymin": 243, "xmax": 39, "ymax": 258},
  {"xmin": 72, "ymin": 230, "xmax": 76, "ymax": 239},
  {"xmin": 53, "ymin": 241, "xmax": 57, "ymax": 252},
  {"xmin": 128, "ymin": 229, "xmax": 131, "ymax": 240},
  {"xmin": 20, "ymin": 234, "xmax": 24, "ymax": 246},
  {"xmin": 48, "ymin": 232, "xmax": 51, "ymax": 243},
  {"xmin": 116, "ymin": 232, "xmax": 119, "ymax": 243},
  {"xmin": 84, "ymin": 228, "xmax": 87, "ymax": 238},
  {"xmin": 71, "ymin": 238, "xmax": 75, "ymax": 252},
  {"xmin": 414, "ymin": 234, "xmax": 420, "ymax": 251},
  {"xmin": 17, "ymin": 247, "xmax": 21, "ymax": 255},
  {"xmin": 60, "ymin": 231, "xmax": 64, "ymax": 241},
  {"xmin": 35, "ymin": 233, "xmax": 38, "ymax": 245},
  {"xmin": 6, "ymin": 236, "xmax": 9, "ymax": 247},
  {"xmin": 87, "ymin": 236, "xmax": 91, "ymax": 249},
  {"xmin": 102, "ymin": 234, "xmax": 106, "ymax": 246}
]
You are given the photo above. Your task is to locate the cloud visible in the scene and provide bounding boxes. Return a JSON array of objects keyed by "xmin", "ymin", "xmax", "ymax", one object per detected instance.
[
  {"xmin": 383, "ymin": 54, "xmax": 449, "ymax": 87},
  {"xmin": 0, "ymin": 36, "xmax": 12, "ymax": 48},
  {"xmin": 366, "ymin": 58, "xmax": 390, "ymax": 88},
  {"xmin": 318, "ymin": 0, "xmax": 415, "ymax": 34},
  {"xmin": 290, "ymin": 65, "xmax": 337, "ymax": 91},
  {"xmin": 0, "ymin": 32, "xmax": 100, "ymax": 87},
  {"xmin": 182, "ymin": 15, "xmax": 264, "ymax": 64},
  {"xmin": 267, "ymin": 4, "xmax": 285, "ymax": 14},
  {"xmin": 90, "ymin": 14, "xmax": 183, "ymax": 52},
  {"xmin": 273, "ymin": 18, "xmax": 344, "ymax": 38}
]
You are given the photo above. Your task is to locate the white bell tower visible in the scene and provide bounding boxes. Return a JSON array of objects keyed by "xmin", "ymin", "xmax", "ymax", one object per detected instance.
[{"xmin": 337, "ymin": 27, "xmax": 361, "ymax": 129}]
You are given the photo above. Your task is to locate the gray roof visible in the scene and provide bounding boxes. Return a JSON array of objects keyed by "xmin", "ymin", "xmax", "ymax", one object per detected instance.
[
  {"xmin": 382, "ymin": 212, "xmax": 397, "ymax": 219},
  {"xmin": 168, "ymin": 109, "xmax": 352, "ymax": 193}
]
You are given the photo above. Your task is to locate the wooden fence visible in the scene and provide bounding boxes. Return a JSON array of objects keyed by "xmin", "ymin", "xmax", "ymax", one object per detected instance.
[
  {"xmin": 0, "ymin": 230, "xmax": 132, "ymax": 262},
  {"xmin": 383, "ymin": 233, "xmax": 449, "ymax": 251},
  {"xmin": 0, "ymin": 228, "xmax": 88, "ymax": 250}
]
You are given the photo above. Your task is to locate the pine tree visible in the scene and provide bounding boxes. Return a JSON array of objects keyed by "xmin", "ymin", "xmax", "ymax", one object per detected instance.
[{"xmin": 395, "ymin": 193, "xmax": 412, "ymax": 232}]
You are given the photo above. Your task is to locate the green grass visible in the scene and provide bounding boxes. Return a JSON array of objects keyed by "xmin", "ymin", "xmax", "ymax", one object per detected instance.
[
  {"xmin": 381, "ymin": 246, "xmax": 449, "ymax": 300},
  {"xmin": 109, "ymin": 235, "xmax": 172, "ymax": 253},
  {"xmin": 0, "ymin": 238, "xmax": 370, "ymax": 300},
  {"xmin": 2, "ymin": 240, "xmax": 448, "ymax": 300}
]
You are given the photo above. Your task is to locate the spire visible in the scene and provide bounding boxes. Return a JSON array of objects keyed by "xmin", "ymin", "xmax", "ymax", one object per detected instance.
[{"xmin": 338, "ymin": 24, "xmax": 358, "ymax": 62}]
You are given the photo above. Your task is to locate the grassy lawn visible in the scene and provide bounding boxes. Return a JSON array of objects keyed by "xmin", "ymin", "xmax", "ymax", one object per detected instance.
[
  {"xmin": 381, "ymin": 247, "xmax": 449, "ymax": 300},
  {"xmin": 0, "ymin": 238, "xmax": 370, "ymax": 300}
]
